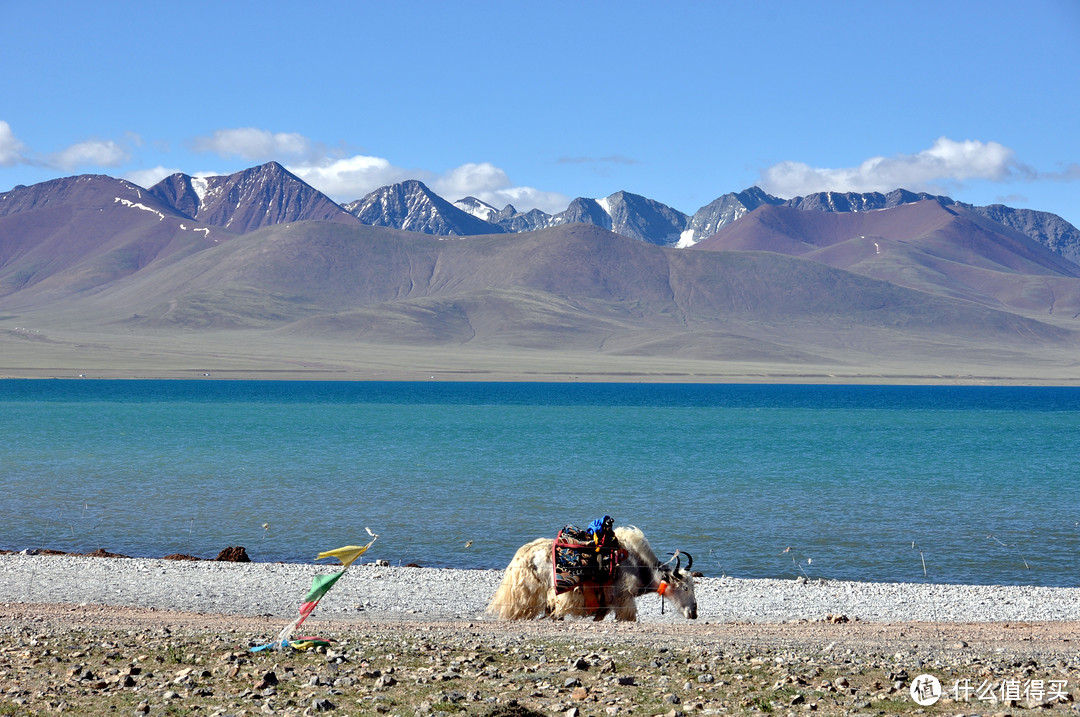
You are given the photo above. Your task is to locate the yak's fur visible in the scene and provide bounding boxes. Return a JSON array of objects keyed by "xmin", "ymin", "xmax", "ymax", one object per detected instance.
[{"xmin": 487, "ymin": 526, "xmax": 697, "ymax": 621}]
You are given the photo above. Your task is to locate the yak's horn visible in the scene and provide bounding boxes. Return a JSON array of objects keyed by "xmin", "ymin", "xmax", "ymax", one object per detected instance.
[{"xmin": 682, "ymin": 551, "xmax": 693, "ymax": 571}]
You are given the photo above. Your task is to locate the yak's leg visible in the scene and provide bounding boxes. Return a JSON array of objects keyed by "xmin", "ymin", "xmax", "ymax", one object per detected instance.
[
  {"xmin": 611, "ymin": 597, "xmax": 638, "ymax": 622},
  {"xmin": 588, "ymin": 585, "xmax": 612, "ymax": 621},
  {"xmin": 551, "ymin": 589, "xmax": 586, "ymax": 619}
]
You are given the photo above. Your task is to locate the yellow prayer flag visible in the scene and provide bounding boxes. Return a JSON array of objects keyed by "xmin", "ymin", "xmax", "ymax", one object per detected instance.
[{"xmin": 316, "ymin": 544, "xmax": 370, "ymax": 568}]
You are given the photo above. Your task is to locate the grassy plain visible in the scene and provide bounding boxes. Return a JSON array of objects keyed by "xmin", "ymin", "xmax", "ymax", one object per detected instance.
[{"xmin": 3, "ymin": 324, "xmax": 1079, "ymax": 385}]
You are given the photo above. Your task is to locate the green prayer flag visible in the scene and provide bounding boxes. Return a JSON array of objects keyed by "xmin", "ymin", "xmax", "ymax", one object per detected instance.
[{"xmin": 304, "ymin": 570, "xmax": 345, "ymax": 603}]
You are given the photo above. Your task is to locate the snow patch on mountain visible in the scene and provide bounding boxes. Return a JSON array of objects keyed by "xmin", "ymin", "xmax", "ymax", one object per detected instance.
[
  {"xmin": 595, "ymin": 195, "xmax": 613, "ymax": 217},
  {"xmin": 191, "ymin": 177, "xmax": 208, "ymax": 205},
  {"xmin": 453, "ymin": 196, "xmax": 499, "ymax": 222},
  {"xmin": 114, "ymin": 197, "xmax": 164, "ymax": 221},
  {"xmin": 179, "ymin": 222, "xmax": 212, "ymax": 237}
]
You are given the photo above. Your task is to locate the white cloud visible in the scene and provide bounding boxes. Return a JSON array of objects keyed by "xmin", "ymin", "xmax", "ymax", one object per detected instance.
[
  {"xmin": 0, "ymin": 120, "xmax": 27, "ymax": 166},
  {"xmin": 192, "ymin": 128, "xmax": 317, "ymax": 161},
  {"xmin": 288, "ymin": 154, "xmax": 568, "ymax": 212},
  {"xmin": 470, "ymin": 185, "xmax": 570, "ymax": 215},
  {"xmin": 192, "ymin": 127, "xmax": 568, "ymax": 212},
  {"xmin": 760, "ymin": 137, "xmax": 1035, "ymax": 197},
  {"xmin": 2, "ymin": 123, "xmax": 140, "ymax": 173},
  {"xmin": 287, "ymin": 155, "xmax": 422, "ymax": 201},
  {"xmin": 50, "ymin": 139, "xmax": 130, "ymax": 170},
  {"xmin": 430, "ymin": 161, "xmax": 569, "ymax": 213},
  {"xmin": 431, "ymin": 162, "xmax": 510, "ymax": 198},
  {"xmin": 124, "ymin": 165, "xmax": 185, "ymax": 189}
]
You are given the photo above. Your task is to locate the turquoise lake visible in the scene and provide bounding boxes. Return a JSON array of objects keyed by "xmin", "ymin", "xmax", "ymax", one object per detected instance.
[{"xmin": 1, "ymin": 380, "xmax": 1077, "ymax": 586}]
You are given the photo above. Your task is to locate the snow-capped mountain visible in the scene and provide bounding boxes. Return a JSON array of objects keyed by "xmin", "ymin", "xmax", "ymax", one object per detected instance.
[
  {"xmin": 368, "ymin": 181, "xmax": 1080, "ymax": 263},
  {"xmin": 148, "ymin": 161, "xmax": 356, "ymax": 233},
  {"xmin": 453, "ymin": 191, "xmax": 691, "ymax": 246},
  {"xmin": 345, "ymin": 180, "xmax": 504, "ymax": 236},
  {"xmin": 491, "ymin": 205, "xmax": 552, "ymax": 233},
  {"xmin": 785, "ymin": 188, "xmax": 941, "ymax": 213},
  {"xmin": 453, "ymin": 198, "xmax": 555, "ymax": 233},
  {"xmin": 453, "ymin": 196, "xmax": 500, "ymax": 223},
  {"xmin": 3, "ymin": 162, "xmax": 1077, "ymax": 266},
  {"xmin": 5, "ymin": 167, "xmax": 1080, "ymax": 375},
  {"xmin": 549, "ymin": 191, "xmax": 689, "ymax": 247},
  {"xmin": 551, "ymin": 197, "xmax": 613, "ymax": 232},
  {"xmin": 431, "ymin": 186, "xmax": 1080, "ymax": 264},
  {"xmin": 678, "ymin": 188, "xmax": 981, "ymax": 246},
  {"xmin": 679, "ymin": 187, "xmax": 782, "ymax": 246}
]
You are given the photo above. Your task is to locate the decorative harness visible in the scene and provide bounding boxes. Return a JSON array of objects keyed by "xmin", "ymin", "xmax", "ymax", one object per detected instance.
[
  {"xmin": 639, "ymin": 564, "xmax": 674, "ymax": 613},
  {"xmin": 550, "ymin": 517, "xmax": 689, "ymax": 615},
  {"xmin": 552, "ymin": 517, "xmax": 626, "ymax": 610}
]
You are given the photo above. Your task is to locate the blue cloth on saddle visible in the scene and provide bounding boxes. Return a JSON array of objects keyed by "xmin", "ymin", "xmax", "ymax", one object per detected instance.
[{"xmin": 587, "ymin": 515, "xmax": 612, "ymax": 536}]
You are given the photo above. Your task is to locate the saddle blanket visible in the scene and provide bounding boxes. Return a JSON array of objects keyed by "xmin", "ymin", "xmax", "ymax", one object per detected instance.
[{"xmin": 552, "ymin": 524, "xmax": 621, "ymax": 596}]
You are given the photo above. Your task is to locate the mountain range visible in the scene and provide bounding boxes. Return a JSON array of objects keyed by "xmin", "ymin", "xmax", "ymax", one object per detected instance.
[
  {"xmin": 387, "ymin": 178, "xmax": 1080, "ymax": 265},
  {"xmin": 2, "ymin": 162, "xmax": 1079, "ymax": 380}
]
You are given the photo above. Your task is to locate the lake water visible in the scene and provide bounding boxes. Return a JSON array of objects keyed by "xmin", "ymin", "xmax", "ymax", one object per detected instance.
[{"xmin": 2, "ymin": 380, "xmax": 1078, "ymax": 586}]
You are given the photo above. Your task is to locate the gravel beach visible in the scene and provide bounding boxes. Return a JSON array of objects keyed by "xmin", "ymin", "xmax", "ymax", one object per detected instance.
[
  {"xmin": 3, "ymin": 554, "xmax": 1079, "ymax": 716},
  {"xmin": 4, "ymin": 553, "xmax": 1080, "ymax": 624}
]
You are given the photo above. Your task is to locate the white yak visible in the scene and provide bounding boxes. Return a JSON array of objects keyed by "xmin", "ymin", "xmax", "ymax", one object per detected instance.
[{"xmin": 487, "ymin": 526, "xmax": 697, "ymax": 621}]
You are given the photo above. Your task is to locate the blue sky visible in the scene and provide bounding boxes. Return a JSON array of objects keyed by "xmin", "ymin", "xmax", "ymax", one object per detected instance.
[{"xmin": 2, "ymin": 1, "xmax": 1078, "ymax": 225}]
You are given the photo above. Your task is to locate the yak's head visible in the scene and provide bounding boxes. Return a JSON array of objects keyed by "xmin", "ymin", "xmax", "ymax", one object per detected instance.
[{"xmin": 659, "ymin": 551, "xmax": 697, "ymax": 619}]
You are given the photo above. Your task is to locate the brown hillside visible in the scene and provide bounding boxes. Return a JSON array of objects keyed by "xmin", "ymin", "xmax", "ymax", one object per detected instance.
[
  {"xmin": 13, "ymin": 222, "xmax": 1068, "ymax": 365},
  {"xmin": 0, "ymin": 176, "xmax": 228, "ymax": 303},
  {"xmin": 694, "ymin": 201, "xmax": 1080, "ymax": 320}
]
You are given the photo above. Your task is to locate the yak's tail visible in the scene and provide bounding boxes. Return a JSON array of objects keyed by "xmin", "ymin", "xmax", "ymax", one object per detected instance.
[{"xmin": 487, "ymin": 538, "xmax": 551, "ymax": 620}]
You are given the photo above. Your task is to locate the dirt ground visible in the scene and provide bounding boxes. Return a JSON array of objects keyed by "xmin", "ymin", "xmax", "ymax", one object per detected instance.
[
  {"xmin": 4, "ymin": 602, "xmax": 1079, "ymax": 655},
  {"xmin": 2, "ymin": 603, "xmax": 1078, "ymax": 716}
]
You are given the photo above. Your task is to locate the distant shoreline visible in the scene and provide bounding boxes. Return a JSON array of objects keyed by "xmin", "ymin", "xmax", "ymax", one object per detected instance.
[{"xmin": 4, "ymin": 369, "xmax": 1080, "ymax": 386}]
